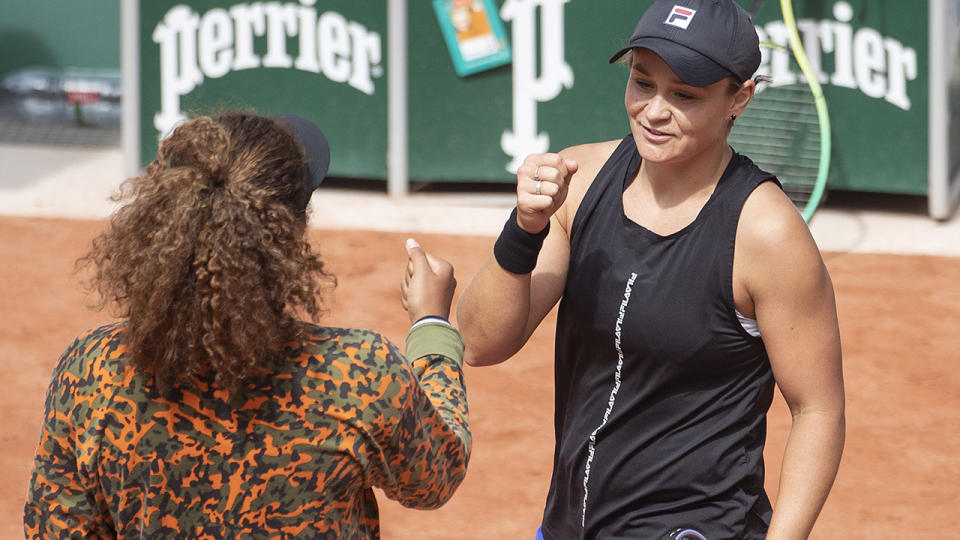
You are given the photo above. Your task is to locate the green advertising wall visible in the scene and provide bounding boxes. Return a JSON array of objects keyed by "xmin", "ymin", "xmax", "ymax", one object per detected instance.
[
  {"xmin": 0, "ymin": 1, "xmax": 937, "ymax": 195},
  {"xmin": 749, "ymin": 0, "xmax": 928, "ymax": 194},
  {"xmin": 765, "ymin": 0, "xmax": 927, "ymax": 194},
  {"xmin": 133, "ymin": 1, "xmax": 929, "ymax": 194},
  {"xmin": 0, "ymin": 0, "xmax": 120, "ymax": 77},
  {"xmin": 139, "ymin": 1, "xmax": 387, "ymax": 178},
  {"xmin": 408, "ymin": 0, "xmax": 636, "ymax": 183},
  {"xmin": 407, "ymin": 0, "xmax": 929, "ymax": 193}
]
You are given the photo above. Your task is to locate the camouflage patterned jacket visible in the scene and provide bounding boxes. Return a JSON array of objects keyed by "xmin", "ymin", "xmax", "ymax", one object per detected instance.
[{"xmin": 24, "ymin": 321, "xmax": 469, "ymax": 539}]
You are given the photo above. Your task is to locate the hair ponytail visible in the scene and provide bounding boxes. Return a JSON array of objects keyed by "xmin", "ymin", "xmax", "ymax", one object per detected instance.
[{"xmin": 81, "ymin": 112, "xmax": 335, "ymax": 398}]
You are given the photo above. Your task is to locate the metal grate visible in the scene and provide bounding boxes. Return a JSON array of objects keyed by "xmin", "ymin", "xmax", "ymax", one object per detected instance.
[
  {"xmin": 728, "ymin": 82, "xmax": 820, "ymax": 210},
  {"xmin": 0, "ymin": 112, "xmax": 120, "ymax": 147}
]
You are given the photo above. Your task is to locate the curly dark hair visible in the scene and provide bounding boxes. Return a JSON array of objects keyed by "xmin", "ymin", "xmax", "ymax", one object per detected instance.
[{"xmin": 79, "ymin": 112, "xmax": 336, "ymax": 397}]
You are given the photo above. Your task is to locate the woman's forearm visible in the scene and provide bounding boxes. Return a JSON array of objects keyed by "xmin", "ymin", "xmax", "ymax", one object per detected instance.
[
  {"xmin": 456, "ymin": 256, "xmax": 534, "ymax": 366},
  {"xmin": 766, "ymin": 408, "xmax": 845, "ymax": 539}
]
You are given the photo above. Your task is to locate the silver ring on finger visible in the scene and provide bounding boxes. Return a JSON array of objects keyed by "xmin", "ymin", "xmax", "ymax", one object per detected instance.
[
  {"xmin": 535, "ymin": 179, "xmax": 543, "ymax": 195},
  {"xmin": 533, "ymin": 165, "xmax": 541, "ymax": 182}
]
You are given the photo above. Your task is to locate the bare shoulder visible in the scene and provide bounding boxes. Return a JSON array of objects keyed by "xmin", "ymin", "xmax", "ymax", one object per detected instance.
[
  {"xmin": 738, "ymin": 181, "xmax": 818, "ymax": 254},
  {"xmin": 736, "ymin": 180, "xmax": 830, "ymax": 300},
  {"xmin": 555, "ymin": 139, "xmax": 622, "ymax": 230}
]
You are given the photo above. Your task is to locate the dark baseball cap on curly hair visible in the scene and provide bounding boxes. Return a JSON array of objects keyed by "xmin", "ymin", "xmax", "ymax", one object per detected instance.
[
  {"xmin": 609, "ymin": 0, "xmax": 761, "ymax": 87},
  {"xmin": 271, "ymin": 114, "xmax": 331, "ymax": 206}
]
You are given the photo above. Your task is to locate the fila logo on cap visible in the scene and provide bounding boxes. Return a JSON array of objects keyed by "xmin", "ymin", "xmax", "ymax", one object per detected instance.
[{"xmin": 665, "ymin": 5, "xmax": 697, "ymax": 29}]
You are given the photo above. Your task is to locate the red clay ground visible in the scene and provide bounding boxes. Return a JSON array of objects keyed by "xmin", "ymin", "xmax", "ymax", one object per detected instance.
[{"xmin": 2, "ymin": 215, "xmax": 958, "ymax": 539}]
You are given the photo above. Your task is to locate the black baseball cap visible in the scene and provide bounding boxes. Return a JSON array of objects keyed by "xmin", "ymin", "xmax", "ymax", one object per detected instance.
[
  {"xmin": 272, "ymin": 114, "xmax": 330, "ymax": 208},
  {"xmin": 609, "ymin": 0, "xmax": 761, "ymax": 87}
]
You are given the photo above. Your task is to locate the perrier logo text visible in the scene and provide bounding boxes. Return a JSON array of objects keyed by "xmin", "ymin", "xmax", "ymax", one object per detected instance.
[{"xmin": 152, "ymin": 1, "xmax": 383, "ymax": 137}]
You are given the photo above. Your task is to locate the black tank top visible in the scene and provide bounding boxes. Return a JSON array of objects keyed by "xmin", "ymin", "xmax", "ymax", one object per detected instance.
[{"xmin": 542, "ymin": 136, "xmax": 777, "ymax": 539}]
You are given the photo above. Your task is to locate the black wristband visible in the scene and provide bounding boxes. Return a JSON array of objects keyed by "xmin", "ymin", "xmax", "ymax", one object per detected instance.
[{"xmin": 493, "ymin": 207, "xmax": 550, "ymax": 274}]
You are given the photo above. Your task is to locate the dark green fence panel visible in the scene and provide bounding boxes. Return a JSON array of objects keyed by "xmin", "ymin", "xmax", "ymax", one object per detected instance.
[
  {"xmin": 0, "ymin": 0, "xmax": 120, "ymax": 77},
  {"xmin": 139, "ymin": 1, "xmax": 387, "ymax": 177},
  {"xmin": 408, "ymin": 0, "xmax": 636, "ymax": 183},
  {"xmin": 756, "ymin": 0, "xmax": 927, "ymax": 194},
  {"xmin": 409, "ymin": 0, "xmax": 928, "ymax": 194},
  {"xmin": 0, "ymin": 0, "xmax": 920, "ymax": 194}
]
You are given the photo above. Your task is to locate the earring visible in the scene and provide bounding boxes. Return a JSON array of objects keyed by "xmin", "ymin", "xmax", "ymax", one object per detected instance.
[{"xmin": 729, "ymin": 114, "xmax": 737, "ymax": 120}]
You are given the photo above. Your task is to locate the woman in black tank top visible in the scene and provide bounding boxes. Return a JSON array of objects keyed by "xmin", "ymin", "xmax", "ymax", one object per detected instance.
[{"xmin": 457, "ymin": 1, "xmax": 845, "ymax": 539}]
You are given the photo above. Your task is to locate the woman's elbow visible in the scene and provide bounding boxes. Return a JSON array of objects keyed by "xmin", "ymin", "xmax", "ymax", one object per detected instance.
[
  {"xmin": 463, "ymin": 342, "xmax": 516, "ymax": 367},
  {"xmin": 398, "ymin": 461, "xmax": 469, "ymax": 510}
]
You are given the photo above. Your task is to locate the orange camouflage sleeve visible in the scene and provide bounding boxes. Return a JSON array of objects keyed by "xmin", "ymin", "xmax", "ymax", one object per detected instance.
[{"xmin": 366, "ymin": 322, "xmax": 471, "ymax": 509}]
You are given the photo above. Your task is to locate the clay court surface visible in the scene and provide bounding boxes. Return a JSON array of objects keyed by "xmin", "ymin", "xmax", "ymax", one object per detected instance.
[{"xmin": 2, "ymin": 215, "xmax": 958, "ymax": 539}]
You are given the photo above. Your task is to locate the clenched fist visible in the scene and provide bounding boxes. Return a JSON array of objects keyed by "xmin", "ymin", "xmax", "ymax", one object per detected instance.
[
  {"xmin": 400, "ymin": 238, "xmax": 457, "ymax": 324},
  {"xmin": 515, "ymin": 153, "xmax": 579, "ymax": 234}
]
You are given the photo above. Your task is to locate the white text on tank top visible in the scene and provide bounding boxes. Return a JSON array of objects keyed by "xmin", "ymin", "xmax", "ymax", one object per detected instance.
[{"xmin": 580, "ymin": 271, "xmax": 638, "ymax": 527}]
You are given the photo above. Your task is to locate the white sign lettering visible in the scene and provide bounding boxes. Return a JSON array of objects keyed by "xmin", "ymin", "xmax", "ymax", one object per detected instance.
[
  {"xmin": 500, "ymin": 0, "xmax": 574, "ymax": 173},
  {"xmin": 756, "ymin": 1, "xmax": 917, "ymax": 111},
  {"xmin": 152, "ymin": 1, "xmax": 383, "ymax": 137}
]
